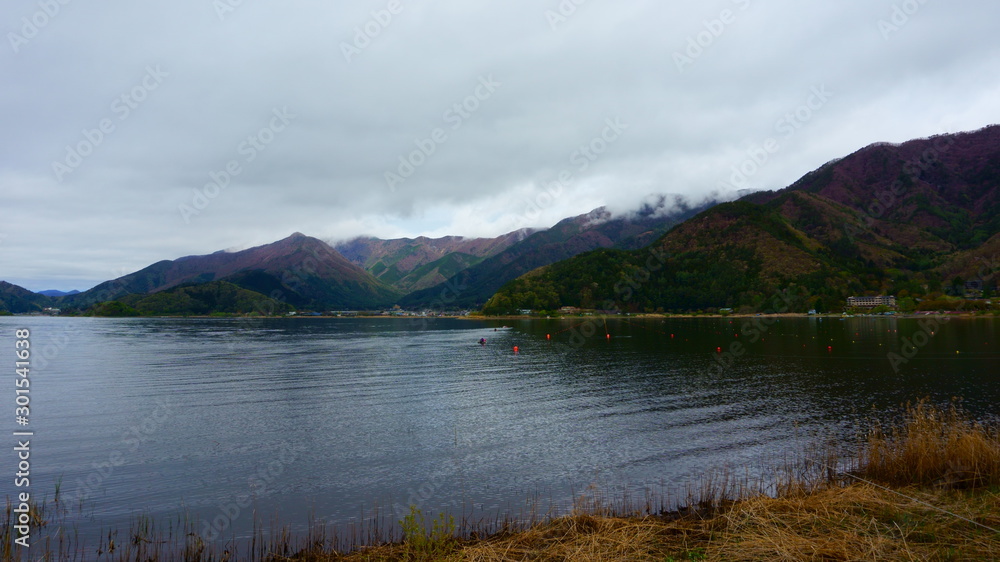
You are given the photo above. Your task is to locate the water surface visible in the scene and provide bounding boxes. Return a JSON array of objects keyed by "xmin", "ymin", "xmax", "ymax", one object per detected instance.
[{"xmin": 2, "ymin": 315, "xmax": 997, "ymax": 543}]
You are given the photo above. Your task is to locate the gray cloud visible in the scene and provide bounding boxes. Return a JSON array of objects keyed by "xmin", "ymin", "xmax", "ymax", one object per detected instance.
[{"xmin": 3, "ymin": 0, "xmax": 999, "ymax": 290}]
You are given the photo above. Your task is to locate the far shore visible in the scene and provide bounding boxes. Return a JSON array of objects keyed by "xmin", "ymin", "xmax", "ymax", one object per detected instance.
[
  {"xmin": 471, "ymin": 311, "xmax": 996, "ymax": 320},
  {"xmin": 12, "ymin": 310, "xmax": 998, "ymax": 320}
]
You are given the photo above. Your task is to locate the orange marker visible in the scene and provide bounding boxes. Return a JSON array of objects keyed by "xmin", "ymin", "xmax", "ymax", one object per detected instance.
[{"xmin": 546, "ymin": 334, "xmax": 551, "ymax": 340}]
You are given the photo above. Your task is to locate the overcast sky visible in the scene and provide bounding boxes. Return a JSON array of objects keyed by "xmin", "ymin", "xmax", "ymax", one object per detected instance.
[{"xmin": 3, "ymin": 0, "xmax": 1000, "ymax": 291}]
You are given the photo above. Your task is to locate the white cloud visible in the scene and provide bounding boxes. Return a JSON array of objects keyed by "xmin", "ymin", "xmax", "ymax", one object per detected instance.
[{"xmin": 3, "ymin": 0, "xmax": 1000, "ymax": 290}]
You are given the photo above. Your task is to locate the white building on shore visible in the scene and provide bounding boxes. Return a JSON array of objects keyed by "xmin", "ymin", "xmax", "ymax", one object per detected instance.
[{"xmin": 846, "ymin": 295, "xmax": 896, "ymax": 308}]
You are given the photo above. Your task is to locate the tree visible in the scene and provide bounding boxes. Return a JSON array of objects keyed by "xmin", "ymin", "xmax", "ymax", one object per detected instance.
[
  {"xmin": 93, "ymin": 301, "xmax": 140, "ymax": 317},
  {"xmin": 950, "ymin": 277, "xmax": 965, "ymax": 296}
]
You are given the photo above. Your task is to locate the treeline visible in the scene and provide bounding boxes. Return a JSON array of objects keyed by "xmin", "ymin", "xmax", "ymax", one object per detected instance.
[
  {"xmin": 88, "ymin": 281, "xmax": 292, "ymax": 317},
  {"xmin": 483, "ymin": 246, "xmax": 826, "ymax": 315},
  {"xmin": 482, "ymin": 195, "xmax": 999, "ymax": 316},
  {"xmin": 484, "ymin": 249, "xmax": 997, "ymax": 315}
]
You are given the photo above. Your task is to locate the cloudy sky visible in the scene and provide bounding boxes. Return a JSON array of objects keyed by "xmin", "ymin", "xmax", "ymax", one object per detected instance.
[{"xmin": 3, "ymin": 0, "xmax": 1000, "ymax": 291}]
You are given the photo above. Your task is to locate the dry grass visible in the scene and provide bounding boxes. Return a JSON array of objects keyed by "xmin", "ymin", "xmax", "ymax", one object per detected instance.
[
  {"xmin": 858, "ymin": 400, "xmax": 1000, "ymax": 489},
  {"xmin": 291, "ymin": 484, "xmax": 1000, "ymax": 561}
]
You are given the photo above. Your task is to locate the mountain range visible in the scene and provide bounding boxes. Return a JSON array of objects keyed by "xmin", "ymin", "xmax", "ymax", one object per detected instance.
[
  {"xmin": 37, "ymin": 289, "xmax": 80, "ymax": 297},
  {"xmin": 0, "ymin": 195, "xmax": 707, "ymax": 314},
  {"xmin": 2, "ymin": 125, "xmax": 997, "ymax": 316},
  {"xmin": 485, "ymin": 125, "xmax": 1000, "ymax": 314},
  {"xmin": 398, "ymin": 195, "xmax": 706, "ymax": 308},
  {"xmin": 333, "ymin": 230, "xmax": 534, "ymax": 293},
  {"xmin": 55, "ymin": 232, "xmax": 400, "ymax": 312}
]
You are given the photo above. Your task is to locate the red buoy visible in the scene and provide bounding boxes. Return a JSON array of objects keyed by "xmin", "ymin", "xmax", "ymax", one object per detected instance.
[
  {"xmin": 546, "ymin": 334, "xmax": 551, "ymax": 340},
  {"xmin": 513, "ymin": 346, "xmax": 519, "ymax": 354}
]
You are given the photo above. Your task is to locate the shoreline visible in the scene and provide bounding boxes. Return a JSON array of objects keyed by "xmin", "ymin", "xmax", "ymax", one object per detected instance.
[
  {"xmin": 4, "ymin": 401, "xmax": 997, "ymax": 560},
  {"xmin": 11, "ymin": 311, "xmax": 997, "ymax": 320}
]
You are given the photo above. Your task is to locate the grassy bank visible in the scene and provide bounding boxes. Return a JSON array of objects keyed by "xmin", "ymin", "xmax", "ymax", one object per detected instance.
[{"xmin": 4, "ymin": 402, "xmax": 999, "ymax": 560}]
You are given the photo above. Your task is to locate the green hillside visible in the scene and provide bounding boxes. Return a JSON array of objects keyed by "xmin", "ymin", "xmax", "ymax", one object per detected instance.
[
  {"xmin": 99, "ymin": 281, "xmax": 293, "ymax": 316},
  {"xmin": 402, "ymin": 201, "xmax": 705, "ymax": 308},
  {"xmin": 0, "ymin": 282, "xmax": 53, "ymax": 314},
  {"xmin": 484, "ymin": 127, "xmax": 1000, "ymax": 315}
]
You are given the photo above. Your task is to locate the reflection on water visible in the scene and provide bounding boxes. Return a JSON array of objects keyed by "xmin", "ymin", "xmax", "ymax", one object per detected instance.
[{"xmin": 2, "ymin": 315, "xmax": 997, "ymax": 541}]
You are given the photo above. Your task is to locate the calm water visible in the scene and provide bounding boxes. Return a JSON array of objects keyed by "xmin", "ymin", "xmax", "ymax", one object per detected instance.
[{"xmin": 1, "ymin": 315, "xmax": 998, "ymax": 545}]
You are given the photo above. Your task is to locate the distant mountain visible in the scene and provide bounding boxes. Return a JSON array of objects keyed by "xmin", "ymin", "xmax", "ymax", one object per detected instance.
[
  {"xmin": 401, "ymin": 195, "xmax": 710, "ymax": 308},
  {"xmin": 334, "ymin": 230, "xmax": 533, "ymax": 293},
  {"xmin": 62, "ymin": 233, "xmax": 401, "ymax": 311},
  {"xmin": 1, "ymin": 282, "xmax": 54, "ymax": 313},
  {"xmin": 485, "ymin": 125, "xmax": 1000, "ymax": 313},
  {"xmin": 37, "ymin": 289, "xmax": 80, "ymax": 297}
]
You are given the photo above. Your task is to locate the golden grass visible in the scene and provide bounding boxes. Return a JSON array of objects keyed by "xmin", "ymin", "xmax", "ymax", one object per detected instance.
[
  {"xmin": 288, "ymin": 483, "xmax": 999, "ymax": 561},
  {"xmin": 858, "ymin": 400, "xmax": 1000, "ymax": 489}
]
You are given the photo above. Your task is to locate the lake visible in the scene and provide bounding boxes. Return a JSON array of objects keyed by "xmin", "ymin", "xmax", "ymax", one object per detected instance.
[{"xmin": 2, "ymin": 315, "xmax": 998, "ymax": 547}]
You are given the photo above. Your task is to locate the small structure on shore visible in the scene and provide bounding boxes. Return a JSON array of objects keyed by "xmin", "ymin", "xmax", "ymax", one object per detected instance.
[{"xmin": 847, "ymin": 295, "xmax": 896, "ymax": 308}]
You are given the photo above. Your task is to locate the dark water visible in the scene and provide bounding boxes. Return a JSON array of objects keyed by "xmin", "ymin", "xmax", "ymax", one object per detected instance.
[{"xmin": 1, "ymin": 315, "xmax": 997, "ymax": 544}]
